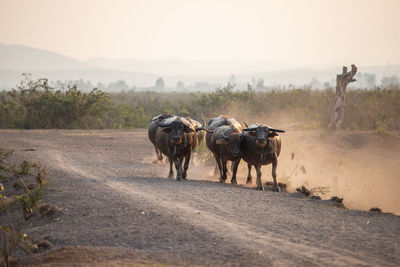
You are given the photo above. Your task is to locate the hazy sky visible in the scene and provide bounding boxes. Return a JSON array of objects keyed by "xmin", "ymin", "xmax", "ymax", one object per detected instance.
[{"xmin": 1, "ymin": 0, "xmax": 399, "ymax": 67}]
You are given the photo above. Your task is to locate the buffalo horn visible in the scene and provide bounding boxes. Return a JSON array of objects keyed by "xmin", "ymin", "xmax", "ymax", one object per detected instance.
[
  {"xmin": 200, "ymin": 118, "xmax": 206, "ymax": 128},
  {"xmin": 155, "ymin": 119, "xmax": 172, "ymax": 127},
  {"xmin": 195, "ymin": 118, "xmax": 214, "ymax": 133},
  {"xmin": 243, "ymin": 122, "xmax": 257, "ymax": 131},
  {"xmin": 268, "ymin": 128, "xmax": 285, "ymax": 133},
  {"xmin": 243, "ymin": 127, "xmax": 257, "ymax": 131}
]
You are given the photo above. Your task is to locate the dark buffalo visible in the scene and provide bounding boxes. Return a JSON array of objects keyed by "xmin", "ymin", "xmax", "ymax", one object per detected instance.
[
  {"xmin": 155, "ymin": 116, "xmax": 209, "ymax": 181},
  {"xmin": 148, "ymin": 113, "xmax": 174, "ymax": 161},
  {"xmin": 206, "ymin": 115, "xmax": 244, "ymax": 184},
  {"xmin": 206, "ymin": 115, "xmax": 243, "ymax": 177},
  {"xmin": 240, "ymin": 123, "xmax": 285, "ymax": 191}
]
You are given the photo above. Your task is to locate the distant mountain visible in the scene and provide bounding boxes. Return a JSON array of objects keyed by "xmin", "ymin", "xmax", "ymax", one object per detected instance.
[
  {"xmin": 85, "ymin": 57, "xmax": 290, "ymax": 76},
  {"xmin": 1, "ymin": 42, "xmax": 400, "ymax": 89},
  {"xmin": 0, "ymin": 43, "xmax": 159, "ymax": 88},
  {"xmin": 0, "ymin": 42, "xmax": 88, "ymax": 71},
  {"xmin": 0, "ymin": 42, "xmax": 289, "ymax": 75}
]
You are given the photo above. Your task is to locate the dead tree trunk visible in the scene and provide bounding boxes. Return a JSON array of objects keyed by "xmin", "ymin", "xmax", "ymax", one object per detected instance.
[{"xmin": 328, "ymin": 64, "xmax": 357, "ymax": 130}]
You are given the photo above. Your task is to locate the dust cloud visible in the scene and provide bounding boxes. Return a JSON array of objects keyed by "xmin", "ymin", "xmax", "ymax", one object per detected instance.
[
  {"xmin": 228, "ymin": 110, "xmax": 400, "ymax": 214},
  {"xmin": 268, "ymin": 129, "xmax": 399, "ymax": 213},
  {"xmin": 147, "ymin": 111, "xmax": 400, "ymax": 215}
]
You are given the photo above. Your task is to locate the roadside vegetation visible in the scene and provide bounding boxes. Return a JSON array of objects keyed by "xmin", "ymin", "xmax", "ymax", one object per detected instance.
[
  {"xmin": 0, "ymin": 148, "xmax": 55, "ymax": 266},
  {"xmin": 1, "ymin": 74, "xmax": 399, "ymax": 132}
]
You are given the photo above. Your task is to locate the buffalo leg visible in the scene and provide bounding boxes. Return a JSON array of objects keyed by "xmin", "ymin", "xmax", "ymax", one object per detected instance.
[
  {"xmin": 168, "ymin": 158, "xmax": 174, "ymax": 178},
  {"xmin": 230, "ymin": 159, "xmax": 240, "ymax": 185},
  {"xmin": 255, "ymin": 165, "xmax": 264, "ymax": 190},
  {"xmin": 154, "ymin": 145, "xmax": 163, "ymax": 161},
  {"xmin": 246, "ymin": 163, "xmax": 252, "ymax": 184},
  {"xmin": 272, "ymin": 155, "xmax": 280, "ymax": 192},
  {"xmin": 182, "ymin": 154, "xmax": 191, "ymax": 180},
  {"xmin": 174, "ymin": 158, "xmax": 183, "ymax": 181},
  {"xmin": 213, "ymin": 154, "xmax": 224, "ymax": 182},
  {"xmin": 221, "ymin": 158, "xmax": 228, "ymax": 183},
  {"xmin": 212, "ymin": 151, "xmax": 220, "ymax": 177}
]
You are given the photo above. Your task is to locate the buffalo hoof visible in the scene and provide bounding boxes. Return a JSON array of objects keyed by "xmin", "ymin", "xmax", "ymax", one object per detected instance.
[
  {"xmin": 168, "ymin": 173, "xmax": 174, "ymax": 179},
  {"xmin": 176, "ymin": 177, "xmax": 182, "ymax": 181},
  {"xmin": 272, "ymin": 187, "xmax": 281, "ymax": 192},
  {"xmin": 246, "ymin": 178, "xmax": 252, "ymax": 185},
  {"xmin": 231, "ymin": 179, "xmax": 237, "ymax": 185},
  {"xmin": 219, "ymin": 175, "xmax": 227, "ymax": 183},
  {"xmin": 256, "ymin": 185, "xmax": 265, "ymax": 191}
]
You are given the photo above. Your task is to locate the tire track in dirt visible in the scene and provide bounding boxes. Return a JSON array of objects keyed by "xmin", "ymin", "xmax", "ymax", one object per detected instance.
[
  {"xmin": 50, "ymin": 149, "xmax": 390, "ymax": 266},
  {"xmin": 106, "ymin": 179, "xmax": 376, "ymax": 266},
  {"xmin": 47, "ymin": 135, "xmax": 399, "ymax": 266},
  {"xmin": 2, "ymin": 130, "xmax": 399, "ymax": 266}
]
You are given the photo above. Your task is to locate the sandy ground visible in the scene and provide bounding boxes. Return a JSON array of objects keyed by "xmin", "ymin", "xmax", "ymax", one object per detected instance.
[{"xmin": 1, "ymin": 129, "xmax": 400, "ymax": 266}]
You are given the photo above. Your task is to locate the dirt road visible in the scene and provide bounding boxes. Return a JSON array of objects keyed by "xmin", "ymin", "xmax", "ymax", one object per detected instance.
[{"xmin": 1, "ymin": 129, "xmax": 399, "ymax": 266}]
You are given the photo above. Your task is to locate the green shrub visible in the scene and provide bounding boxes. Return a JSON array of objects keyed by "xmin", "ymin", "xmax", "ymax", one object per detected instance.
[{"xmin": 1, "ymin": 75, "xmax": 400, "ymax": 131}]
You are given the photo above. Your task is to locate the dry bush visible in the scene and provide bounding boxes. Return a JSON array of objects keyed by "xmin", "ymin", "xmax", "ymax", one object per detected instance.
[
  {"xmin": 296, "ymin": 185, "xmax": 330, "ymax": 198},
  {"xmin": 329, "ymin": 196, "xmax": 345, "ymax": 209},
  {"xmin": 0, "ymin": 148, "xmax": 50, "ymax": 266},
  {"xmin": 38, "ymin": 204, "xmax": 59, "ymax": 217},
  {"xmin": 2, "ymin": 77, "xmax": 400, "ymax": 131},
  {"xmin": 369, "ymin": 207, "xmax": 382, "ymax": 212}
]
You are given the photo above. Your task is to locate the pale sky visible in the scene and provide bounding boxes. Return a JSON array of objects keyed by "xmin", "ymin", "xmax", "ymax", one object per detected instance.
[{"xmin": 0, "ymin": 0, "xmax": 399, "ymax": 66}]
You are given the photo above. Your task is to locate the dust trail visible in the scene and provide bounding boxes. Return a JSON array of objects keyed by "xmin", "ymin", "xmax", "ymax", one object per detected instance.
[
  {"xmin": 150, "ymin": 127, "xmax": 400, "ymax": 215},
  {"xmin": 228, "ymin": 130, "xmax": 400, "ymax": 214}
]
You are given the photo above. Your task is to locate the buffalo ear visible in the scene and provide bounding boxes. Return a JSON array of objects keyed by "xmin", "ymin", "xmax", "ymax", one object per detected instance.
[
  {"xmin": 161, "ymin": 128, "xmax": 171, "ymax": 133},
  {"xmin": 216, "ymin": 139, "xmax": 229, "ymax": 145},
  {"xmin": 268, "ymin": 131, "xmax": 278, "ymax": 137}
]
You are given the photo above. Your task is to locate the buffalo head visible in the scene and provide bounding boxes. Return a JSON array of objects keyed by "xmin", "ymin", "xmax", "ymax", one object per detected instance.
[
  {"xmin": 156, "ymin": 117, "xmax": 196, "ymax": 144},
  {"xmin": 216, "ymin": 131, "xmax": 245, "ymax": 157},
  {"xmin": 243, "ymin": 122, "xmax": 285, "ymax": 148}
]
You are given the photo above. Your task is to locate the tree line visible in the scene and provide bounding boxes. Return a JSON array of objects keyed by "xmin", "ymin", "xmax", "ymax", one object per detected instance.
[{"xmin": 0, "ymin": 74, "xmax": 399, "ymax": 132}]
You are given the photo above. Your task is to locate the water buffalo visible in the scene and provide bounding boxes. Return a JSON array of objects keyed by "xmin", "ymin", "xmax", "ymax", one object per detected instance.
[
  {"xmin": 205, "ymin": 115, "xmax": 242, "ymax": 136},
  {"xmin": 155, "ymin": 116, "xmax": 209, "ymax": 181},
  {"xmin": 206, "ymin": 115, "xmax": 243, "ymax": 178},
  {"xmin": 240, "ymin": 123, "xmax": 285, "ymax": 191},
  {"xmin": 148, "ymin": 114, "xmax": 174, "ymax": 161},
  {"xmin": 206, "ymin": 115, "xmax": 244, "ymax": 184}
]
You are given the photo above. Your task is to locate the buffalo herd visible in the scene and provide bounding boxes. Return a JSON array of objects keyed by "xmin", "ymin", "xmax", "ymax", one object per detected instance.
[{"xmin": 148, "ymin": 114, "xmax": 285, "ymax": 191}]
